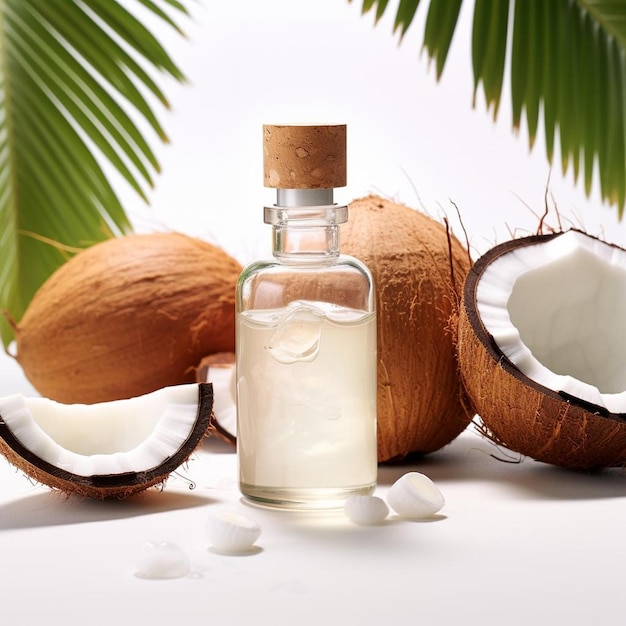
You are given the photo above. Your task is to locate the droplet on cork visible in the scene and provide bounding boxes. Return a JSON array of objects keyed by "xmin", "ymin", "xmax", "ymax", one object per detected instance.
[{"xmin": 263, "ymin": 124, "xmax": 347, "ymax": 189}]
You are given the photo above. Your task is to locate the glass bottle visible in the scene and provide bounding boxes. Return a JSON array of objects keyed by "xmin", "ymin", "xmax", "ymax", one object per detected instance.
[{"xmin": 235, "ymin": 124, "xmax": 378, "ymax": 509}]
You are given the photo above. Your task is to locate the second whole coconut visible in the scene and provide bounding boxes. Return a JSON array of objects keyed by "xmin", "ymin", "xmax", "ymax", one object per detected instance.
[
  {"xmin": 14, "ymin": 232, "xmax": 242, "ymax": 404},
  {"xmin": 341, "ymin": 196, "xmax": 473, "ymax": 462}
]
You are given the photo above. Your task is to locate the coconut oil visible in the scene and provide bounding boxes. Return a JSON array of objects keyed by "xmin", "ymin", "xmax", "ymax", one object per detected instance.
[
  {"xmin": 235, "ymin": 124, "xmax": 377, "ymax": 509},
  {"xmin": 237, "ymin": 303, "xmax": 377, "ymax": 498}
]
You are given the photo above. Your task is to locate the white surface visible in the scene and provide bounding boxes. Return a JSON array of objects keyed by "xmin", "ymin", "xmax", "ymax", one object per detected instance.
[
  {"xmin": 2, "ymin": 383, "xmax": 626, "ymax": 625},
  {"xmin": 3, "ymin": 0, "xmax": 626, "ymax": 624}
]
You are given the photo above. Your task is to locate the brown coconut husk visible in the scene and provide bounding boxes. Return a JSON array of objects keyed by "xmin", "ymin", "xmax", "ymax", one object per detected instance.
[
  {"xmin": 341, "ymin": 195, "xmax": 474, "ymax": 462},
  {"xmin": 14, "ymin": 233, "xmax": 241, "ymax": 404},
  {"xmin": 458, "ymin": 231, "xmax": 626, "ymax": 470}
]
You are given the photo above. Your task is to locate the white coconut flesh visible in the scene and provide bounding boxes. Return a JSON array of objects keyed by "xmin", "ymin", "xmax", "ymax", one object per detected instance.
[
  {"xmin": 207, "ymin": 362, "xmax": 237, "ymax": 438},
  {"xmin": 0, "ymin": 383, "xmax": 210, "ymax": 478},
  {"xmin": 196, "ymin": 353, "xmax": 237, "ymax": 443},
  {"xmin": 476, "ymin": 230, "xmax": 626, "ymax": 414}
]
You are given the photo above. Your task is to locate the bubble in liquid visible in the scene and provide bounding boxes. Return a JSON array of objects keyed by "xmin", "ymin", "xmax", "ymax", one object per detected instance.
[
  {"xmin": 267, "ymin": 302, "xmax": 324, "ymax": 364},
  {"xmin": 134, "ymin": 540, "xmax": 191, "ymax": 579}
]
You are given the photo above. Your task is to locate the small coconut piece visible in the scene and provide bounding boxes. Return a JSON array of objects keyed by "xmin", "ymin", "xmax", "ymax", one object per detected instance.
[
  {"xmin": 0, "ymin": 383, "xmax": 213, "ymax": 498},
  {"xmin": 344, "ymin": 495, "xmax": 389, "ymax": 525},
  {"xmin": 195, "ymin": 352, "xmax": 236, "ymax": 446},
  {"xmin": 458, "ymin": 229, "xmax": 626, "ymax": 469},
  {"xmin": 341, "ymin": 195, "xmax": 473, "ymax": 462},
  {"xmin": 387, "ymin": 472, "xmax": 445, "ymax": 519},
  {"xmin": 135, "ymin": 541, "xmax": 191, "ymax": 579},
  {"xmin": 205, "ymin": 509, "xmax": 262, "ymax": 554},
  {"xmin": 14, "ymin": 232, "xmax": 241, "ymax": 404}
]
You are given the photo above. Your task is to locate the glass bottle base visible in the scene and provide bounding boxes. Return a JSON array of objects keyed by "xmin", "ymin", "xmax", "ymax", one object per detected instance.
[{"xmin": 239, "ymin": 482, "xmax": 377, "ymax": 511}]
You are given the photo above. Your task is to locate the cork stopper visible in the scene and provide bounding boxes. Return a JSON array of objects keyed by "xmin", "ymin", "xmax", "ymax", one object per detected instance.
[{"xmin": 263, "ymin": 124, "xmax": 347, "ymax": 189}]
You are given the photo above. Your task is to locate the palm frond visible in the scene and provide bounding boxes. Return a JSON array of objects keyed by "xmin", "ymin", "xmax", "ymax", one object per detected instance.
[
  {"xmin": 0, "ymin": 0, "xmax": 188, "ymax": 347},
  {"xmin": 351, "ymin": 0, "xmax": 626, "ymax": 217},
  {"xmin": 423, "ymin": 0, "xmax": 462, "ymax": 79},
  {"xmin": 357, "ymin": 0, "xmax": 392, "ymax": 23}
]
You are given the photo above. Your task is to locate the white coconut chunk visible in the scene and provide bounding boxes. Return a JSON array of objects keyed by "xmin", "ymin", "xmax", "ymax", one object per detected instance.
[
  {"xmin": 135, "ymin": 540, "xmax": 190, "ymax": 579},
  {"xmin": 344, "ymin": 495, "xmax": 389, "ymax": 525},
  {"xmin": 0, "ymin": 384, "xmax": 200, "ymax": 477},
  {"xmin": 476, "ymin": 230, "xmax": 626, "ymax": 414},
  {"xmin": 387, "ymin": 472, "xmax": 445, "ymax": 519},
  {"xmin": 205, "ymin": 509, "xmax": 262, "ymax": 554}
]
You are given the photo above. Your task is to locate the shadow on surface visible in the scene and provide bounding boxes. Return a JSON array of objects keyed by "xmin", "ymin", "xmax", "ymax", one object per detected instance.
[
  {"xmin": 377, "ymin": 427, "xmax": 626, "ymax": 501},
  {"xmin": 0, "ymin": 487, "xmax": 216, "ymax": 531},
  {"xmin": 201, "ymin": 436, "xmax": 236, "ymax": 455}
]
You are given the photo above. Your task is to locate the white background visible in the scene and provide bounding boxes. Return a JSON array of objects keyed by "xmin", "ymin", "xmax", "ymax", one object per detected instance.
[
  {"xmin": 119, "ymin": 0, "xmax": 626, "ymax": 259},
  {"xmin": 2, "ymin": 1, "xmax": 626, "ymax": 624}
]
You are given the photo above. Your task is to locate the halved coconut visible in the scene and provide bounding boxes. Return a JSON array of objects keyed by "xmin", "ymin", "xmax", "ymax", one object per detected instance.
[
  {"xmin": 458, "ymin": 229, "xmax": 626, "ymax": 469},
  {"xmin": 0, "ymin": 383, "xmax": 214, "ymax": 498},
  {"xmin": 195, "ymin": 352, "xmax": 236, "ymax": 446}
]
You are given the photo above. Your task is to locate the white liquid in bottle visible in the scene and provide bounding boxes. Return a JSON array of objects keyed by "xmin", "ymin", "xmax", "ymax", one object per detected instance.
[{"xmin": 236, "ymin": 301, "xmax": 377, "ymax": 508}]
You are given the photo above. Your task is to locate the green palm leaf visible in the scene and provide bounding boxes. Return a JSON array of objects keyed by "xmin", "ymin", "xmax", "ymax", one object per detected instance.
[
  {"xmin": 352, "ymin": 0, "xmax": 626, "ymax": 217},
  {"xmin": 0, "ymin": 0, "xmax": 188, "ymax": 348}
]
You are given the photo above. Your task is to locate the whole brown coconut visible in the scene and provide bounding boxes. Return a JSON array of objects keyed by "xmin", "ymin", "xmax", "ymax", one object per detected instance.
[
  {"xmin": 458, "ymin": 230, "xmax": 626, "ymax": 470},
  {"xmin": 341, "ymin": 195, "xmax": 473, "ymax": 462},
  {"xmin": 15, "ymin": 233, "xmax": 242, "ymax": 404}
]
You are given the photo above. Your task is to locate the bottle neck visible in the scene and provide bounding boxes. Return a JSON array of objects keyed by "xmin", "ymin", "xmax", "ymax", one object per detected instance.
[
  {"xmin": 276, "ymin": 188, "xmax": 334, "ymax": 207},
  {"xmin": 264, "ymin": 189, "xmax": 347, "ymax": 261}
]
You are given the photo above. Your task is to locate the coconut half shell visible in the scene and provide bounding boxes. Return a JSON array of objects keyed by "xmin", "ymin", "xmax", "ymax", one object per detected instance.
[
  {"xmin": 458, "ymin": 229, "xmax": 626, "ymax": 469},
  {"xmin": 195, "ymin": 352, "xmax": 237, "ymax": 446},
  {"xmin": 0, "ymin": 383, "xmax": 214, "ymax": 498}
]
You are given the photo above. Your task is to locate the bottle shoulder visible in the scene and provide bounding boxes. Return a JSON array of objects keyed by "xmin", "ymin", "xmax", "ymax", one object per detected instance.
[
  {"xmin": 239, "ymin": 254, "xmax": 372, "ymax": 276},
  {"xmin": 337, "ymin": 253, "xmax": 373, "ymax": 276},
  {"xmin": 237, "ymin": 255, "xmax": 375, "ymax": 312}
]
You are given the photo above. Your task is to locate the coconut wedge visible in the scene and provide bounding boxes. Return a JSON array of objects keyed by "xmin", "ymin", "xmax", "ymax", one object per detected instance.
[
  {"xmin": 0, "ymin": 383, "xmax": 214, "ymax": 498},
  {"xmin": 459, "ymin": 229, "xmax": 626, "ymax": 469},
  {"xmin": 195, "ymin": 353, "xmax": 236, "ymax": 446}
]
